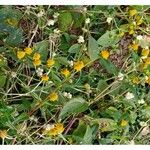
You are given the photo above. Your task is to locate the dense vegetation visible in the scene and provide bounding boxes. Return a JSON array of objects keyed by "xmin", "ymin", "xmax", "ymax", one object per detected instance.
[{"xmin": 0, "ymin": 5, "xmax": 150, "ymax": 144}]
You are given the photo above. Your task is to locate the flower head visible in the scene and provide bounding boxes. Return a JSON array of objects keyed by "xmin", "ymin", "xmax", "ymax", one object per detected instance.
[
  {"xmin": 101, "ymin": 50, "xmax": 110, "ymax": 59},
  {"xmin": 85, "ymin": 18, "xmax": 90, "ymax": 24},
  {"xmin": 129, "ymin": 9, "xmax": 137, "ymax": 17},
  {"xmin": 0, "ymin": 130, "xmax": 7, "ymax": 139},
  {"xmin": 117, "ymin": 72, "xmax": 124, "ymax": 81},
  {"xmin": 33, "ymin": 59, "xmax": 41, "ymax": 66},
  {"xmin": 41, "ymin": 74, "xmax": 49, "ymax": 82},
  {"xmin": 129, "ymin": 43, "xmax": 139, "ymax": 51},
  {"xmin": 125, "ymin": 92, "xmax": 134, "ymax": 100},
  {"xmin": 120, "ymin": 120, "xmax": 128, "ymax": 127},
  {"xmin": 61, "ymin": 68, "xmax": 70, "ymax": 78},
  {"xmin": 44, "ymin": 123, "xmax": 64, "ymax": 136},
  {"xmin": 33, "ymin": 53, "xmax": 41, "ymax": 60},
  {"xmin": 24, "ymin": 47, "xmax": 32, "ymax": 55},
  {"xmin": 17, "ymin": 51, "xmax": 25, "ymax": 59},
  {"xmin": 73, "ymin": 61, "xmax": 84, "ymax": 72},
  {"xmin": 106, "ymin": 17, "xmax": 113, "ymax": 24},
  {"xmin": 47, "ymin": 19, "xmax": 55, "ymax": 26},
  {"xmin": 47, "ymin": 59, "xmax": 55, "ymax": 67},
  {"xmin": 36, "ymin": 68, "xmax": 43, "ymax": 77},
  {"xmin": 77, "ymin": 36, "xmax": 85, "ymax": 43},
  {"xmin": 49, "ymin": 92, "xmax": 58, "ymax": 101}
]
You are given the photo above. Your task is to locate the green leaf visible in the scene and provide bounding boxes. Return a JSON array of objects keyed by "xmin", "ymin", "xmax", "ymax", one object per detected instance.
[
  {"xmin": 34, "ymin": 41, "xmax": 49, "ymax": 62},
  {"xmin": 97, "ymin": 118, "xmax": 117, "ymax": 132},
  {"xmin": 82, "ymin": 125, "xmax": 93, "ymax": 144},
  {"xmin": 0, "ymin": 70, "xmax": 6, "ymax": 88},
  {"xmin": 58, "ymin": 12, "xmax": 72, "ymax": 32},
  {"xmin": 59, "ymin": 97, "xmax": 88, "ymax": 119},
  {"xmin": 68, "ymin": 44, "xmax": 80, "ymax": 53},
  {"xmin": 55, "ymin": 57, "xmax": 69, "ymax": 65},
  {"xmin": 142, "ymin": 106, "xmax": 150, "ymax": 118},
  {"xmin": 105, "ymin": 107, "xmax": 121, "ymax": 121},
  {"xmin": 99, "ymin": 58, "xmax": 118, "ymax": 75},
  {"xmin": 88, "ymin": 36, "xmax": 99, "ymax": 61},
  {"xmin": 97, "ymin": 79, "xmax": 108, "ymax": 91},
  {"xmin": 97, "ymin": 30, "xmax": 120, "ymax": 48}
]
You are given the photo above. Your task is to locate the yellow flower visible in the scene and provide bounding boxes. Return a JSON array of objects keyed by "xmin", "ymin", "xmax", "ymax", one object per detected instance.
[
  {"xmin": 146, "ymin": 77, "xmax": 150, "ymax": 85},
  {"xmin": 120, "ymin": 120, "xmax": 128, "ymax": 127},
  {"xmin": 33, "ymin": 59, "xmax": 41, "ymax": 66},
  {"xmin": 142, "ymin": 49, "xmax": 149, "ymax": 57},
  {"xmin": 45, "ymin": 123, "xmax": 64, "ymax": 136},
  {"xmin": 129, "ymin": 29, "xmax": 134, "ymax": 35},
  {"xmin": 144, "ymin": 57, "xmax": 150, "ymax": 65},
  {"xmin": 130, "ymin": 43, "xmax": 139, "ymax": 51},
  {"xmin": 49, "ymin": 92, "xmax": 58, "ymax": 101},
  {"xmin": 74, "ymin": 61, "xmax": 84, "ymax": 72},
  {"xmin": 33, "ymin": 53, "xmax": 41, "ymax": 60},
  {"xmin": 41, "ymin": 74, "xmax": 49, "ymax": 82},
  {"xmin": 17, "ymin": 51, "xmax": 26, "ymax": 59},
  {"xmin": 137, "ymin": 19, "xmax": 143, "ymax": 26},
  {"xmin": 61, "ymin": 68, "xmax": 70, "ymax": 78},
  {"xmin": 0, "ymin": 130, "xmax": 7, "ymax": 139},
  {"xmin": 129, "ymin": 9, "xmax": 137, "ymax": 17},
  {"xmin": 47, "ymin": 59, "xmax": 55, "ymax": 67},
  {"xmin": 101, "ymin": 50, "xmax": 110, "ymax": 59},
  {"xmin": 54, "ymin": 123, "xmax": 64, "ymax": 134},
  {"xmin": 24, "ymin": 47, "xmax": 32, "ymax": 55},
  {"xmin": 132, "ymin": 77, "xmax": 140, "ymax": 84},
  {"xmin": 47, "ymin": 128, "xmax": 58, "ymax": 136}
]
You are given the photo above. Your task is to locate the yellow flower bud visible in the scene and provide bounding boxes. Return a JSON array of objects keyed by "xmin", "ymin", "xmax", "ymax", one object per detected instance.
[
  {"xmin": 17, "ymin": 51, "xmax": 26, "ymax": 59},
  {"xmin": 101, "ymin": 50, "xmax": 110, "ymax": 59},
  {"xmin": 73, "ymin": 61, "xmax": 84, "ymax": 72},
  {"xmin": 24, "ymin": 47, "xmax": 32, "ymax": 55}
]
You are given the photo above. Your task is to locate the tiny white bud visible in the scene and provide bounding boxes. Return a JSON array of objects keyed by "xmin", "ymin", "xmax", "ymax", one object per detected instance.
[
  {"xmin": 67, "ymin": 93, "xmax": 72, "ymax": 99},
  {"xmin": 125, "ymin": 92, "xmax": 134, "ymax": 100},
  {"xmin": 136, "ymin": 35, "xmax": 143, "ymax": 41},
  {"xmin": 11, "ymin": 72, "xmax": 17, "ymax": 78},
  {"xmin": 77, "ymin": 36, "xmax": 85, "ymax": 43},
  {"xmin": 140, "ymin": 121, "xmax": 147, "ymax": 127},
  {"xmin": 63, "ymin": 92, "xmax": 68, "ymax": 97},
  {"xmin": 106, "ymin": 17, "xmax": 113, "ymax": 24},
  {"xmin": 47, "ymin": 19, "xmax": 55, "ymax": 26},
  {"xmin": 117, "ymin": 72, "xmax": 124, "ymax": 81},
  {"xmin": 85, "ymin": 18, "xmax": 90, "ymax": 24}
]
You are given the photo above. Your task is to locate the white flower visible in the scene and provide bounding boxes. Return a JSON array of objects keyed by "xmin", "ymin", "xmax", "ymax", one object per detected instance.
[
  {"xmin": 53, "ymin": 12, "xmax": 60, "ymax": 19},
  {"xmin": 53, "ymin": 28, "xmax": 60, "ymax": 34},
  {"xmin": 140, "ymin": 121, "xmax": 147, "ymax": 127},
  {"xmin": 63, "ymin": 92, "xmax": 68, "ymax": 97},
  {"xmin": 77, "ymin": 36, "xmax": 85, "ymax": 43},
  {"xmin": 52, "ymin": 52, "xmax": 56, "ymax": 57},
  {"xmin": 133, "ymin": 21, "xmax": 136, "ymax": 25},
  {"xmin": 67, "ymin": 93, "xmax": 72, "ymax": 99},
  {"xmin": 85, "ymin": 18, "xmax": 90, "ymax": 24},
  {"xmin": 117, "ymin": 72, "xmax": 124, "ymax": 81},
  {"xmin": 36, "ymin": 68, "xmax": 43, "ymax": 77},
  {"xmin": 125, "ymin": 92, "xmax": 134, "ymax": 100},
  {"xmin": 68, "ymin": 60, "xmax": 74, "ymax": 67},
  {"xmin": 44, "ymin": 124, "xmax": 54, "ymax": 131},
  {"xmin": 106, "ymin": 17, "xmax": 113, "ymax": 24},
  {"xmin": 83, "ymin": 7, "xmax": 87, "ymax": 12},
  {"xmin": 37, "ymin": 10, "xmax": 44, "ymax": 17},
  {"xmin": 129, "ymin": 140, "xmax": 135, "ymax": 145},
  {"xmin": 63, "ymin": 92, "xmax": 72, "ymax": 99},
  {"xmin": 11, "ymin": 72, "xmax": 17, "ymax": 78},
  {"xmin": 47, "ymin": 19, "xmax": 55, "ymax": 26},
  {"xmin": 136, "ymin": 35, "xmax": 143, "ymax": 41},
  {"xmin": 138, "ymin": 99, "xmax": 145, "ymax": 104},
  {"xmin": 141, "ymin": 126, "xmax": 150, "ymax": 136},
  {"xmin": 145, "ymin": 46, "xmax": 149, "ymax": 49}
]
